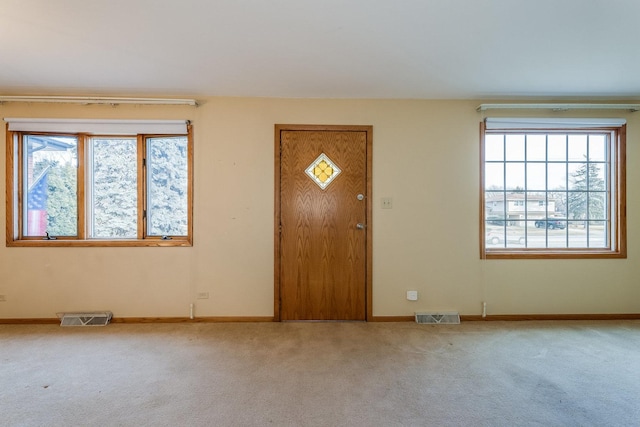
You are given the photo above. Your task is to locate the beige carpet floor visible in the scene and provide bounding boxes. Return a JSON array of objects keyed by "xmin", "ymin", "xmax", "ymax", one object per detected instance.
[{"xmin": 1, "ymin": 320, "xmax": 639, "ymax": 427}]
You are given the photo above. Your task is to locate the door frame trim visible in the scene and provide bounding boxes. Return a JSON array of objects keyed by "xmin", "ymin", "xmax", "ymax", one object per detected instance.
[{"xmin": 274, "ymin": 124, "xmax": 373, "ymax": 321}]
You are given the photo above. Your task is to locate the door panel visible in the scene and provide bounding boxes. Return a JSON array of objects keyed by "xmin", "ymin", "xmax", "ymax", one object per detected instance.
[{"xmin": 277, "ymin": 127, "xmax": 370, "ymax": 320}]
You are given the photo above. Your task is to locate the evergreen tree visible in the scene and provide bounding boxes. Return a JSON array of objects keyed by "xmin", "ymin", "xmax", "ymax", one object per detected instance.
[
  {"xmin": 33, "ymin": 158, "xmax": 77, "ymax": 236},
  {"xmin": 31, "ymin": 136, "xmax": 188, "ymax": 237},
  {"xmin": 46, "ymin": 164, "xmax": 78, "ymax": 235},
  {"xmin": 568, "ymin": 161, "xmax": 605, "ymax": 220},
  {"xmin": 91, "ymin": 139, "xmax": 138, "ymax": 238},
  {"xmin": 147, "ymin": 137, "xmax": 188, "ymax": 236}
]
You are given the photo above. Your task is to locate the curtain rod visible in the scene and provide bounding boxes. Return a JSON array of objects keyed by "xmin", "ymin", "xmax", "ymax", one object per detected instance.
[
  {"xmin": 0, "ymin": 95, "xmax": 198, "ymax": 106},
  {"xmin": 476, "ymin": 103, "xmax": 640, "ymax": 112}
]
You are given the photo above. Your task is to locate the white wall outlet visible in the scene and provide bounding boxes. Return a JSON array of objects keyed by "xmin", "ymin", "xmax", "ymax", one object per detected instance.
[
  {"xmin": 196, "ymin": 292, "xmax": 209, "ymax": 300},
  {"xmin": 406, "ymin": 290, "xmax": 418, "ymax": 301},
  {"xmin": 381, "ymin": 197, "xmax": 393, "ymax": 209},
  {"xmin": 0, "ymin": 295, "xmax": 6, "ymax": 302}
]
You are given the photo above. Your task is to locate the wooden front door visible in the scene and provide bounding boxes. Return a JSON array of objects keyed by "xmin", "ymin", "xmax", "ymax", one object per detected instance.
[{"xmin": 275, "ymin": 125, "xmax": 372, "ymax": 321}]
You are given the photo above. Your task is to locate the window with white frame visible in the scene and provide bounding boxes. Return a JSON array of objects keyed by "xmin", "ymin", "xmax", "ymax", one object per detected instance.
[
  {"xmin": 5, "ymin": 119, "xmax": 193, "ymax": 247},
  {"xmin": 481, "ymin": 118, "xmax": 626, "ymax": 259}
]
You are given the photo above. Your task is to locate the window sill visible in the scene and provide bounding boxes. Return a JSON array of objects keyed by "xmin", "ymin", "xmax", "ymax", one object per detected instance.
[
  {"xmin": 484, "ymin": 248, "xmax": 626, "ymax": 259},
  {"xmin": 6, "ymin": 239, "xmax": 192, "ymax": 248}
]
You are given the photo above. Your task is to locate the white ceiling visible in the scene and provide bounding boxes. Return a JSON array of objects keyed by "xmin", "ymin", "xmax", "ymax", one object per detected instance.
[{"xmin": 2, "ymin": 0, "xmax": 640, "ymax": 100}]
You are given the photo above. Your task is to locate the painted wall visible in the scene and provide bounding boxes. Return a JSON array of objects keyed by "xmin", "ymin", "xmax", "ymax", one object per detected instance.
[{"xmin": 1, "ymin": 98, "xmax": 638, "ymax": 319}]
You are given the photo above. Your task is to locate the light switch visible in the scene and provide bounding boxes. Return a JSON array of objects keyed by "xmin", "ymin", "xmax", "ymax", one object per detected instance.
[
  {"xmin": 381, "ymin": 197, "xmax": 393, "ymax": 209},
  {"xmin": 406, "ymin": 290, "xmax": 418, "ymax": 301}
]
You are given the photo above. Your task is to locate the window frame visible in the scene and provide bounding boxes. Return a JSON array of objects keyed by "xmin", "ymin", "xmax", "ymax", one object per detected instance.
[
  {"xmin": 480, "ymin": 121, "xmax": 626, "ymax": 259},
  {"xmin": 6, "ymin": 124, "xmax": 193, "ymax": 247}
]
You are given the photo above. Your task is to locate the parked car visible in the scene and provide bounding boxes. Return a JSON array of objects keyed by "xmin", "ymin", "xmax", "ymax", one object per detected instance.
[
  {"xmin": 534, "ymin": 218, "xmax": 566, "ymax": 229},
  {"xmin": 486, "ymin": 230, "xmax": 524, "ymax": 245},
  {"xmin": 486, "ymin": 216, "xmax": 505, "ymax": 226}
]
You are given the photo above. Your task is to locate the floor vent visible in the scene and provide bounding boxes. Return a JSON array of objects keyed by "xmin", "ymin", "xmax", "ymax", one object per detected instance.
[
  {"xmin": 60, "ymin": 311, "xmax": 113, "ymax": 327},
  {"xmin": 415, "ymin": 312, "xmax": 460, "ymax": 325}
]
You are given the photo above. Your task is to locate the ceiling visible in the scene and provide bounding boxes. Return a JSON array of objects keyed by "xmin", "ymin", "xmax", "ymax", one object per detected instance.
[{"xmin": 2, "ymin": 0, "xmax": 640, "ymax": 100}]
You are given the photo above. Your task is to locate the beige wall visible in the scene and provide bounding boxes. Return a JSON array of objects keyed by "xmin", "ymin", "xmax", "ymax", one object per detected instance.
[{"xmin": 1, "ymin": 98, "xmax": 638, "ymax": 319}]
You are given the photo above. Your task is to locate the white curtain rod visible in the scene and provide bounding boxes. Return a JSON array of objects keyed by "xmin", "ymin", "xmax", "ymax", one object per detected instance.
[
  {"xmin": 0, "ymin": 95, "xmax": 198, "ymax": 106},
  {"xmin": 477, "ymin": 103, "xmax": 640, "ymax": 112}
]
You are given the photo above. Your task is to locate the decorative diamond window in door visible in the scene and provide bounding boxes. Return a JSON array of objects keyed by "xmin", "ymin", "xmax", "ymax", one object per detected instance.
[{"xmin": 305, "ymin": 153, "xmax": 342, "ymax": 190}]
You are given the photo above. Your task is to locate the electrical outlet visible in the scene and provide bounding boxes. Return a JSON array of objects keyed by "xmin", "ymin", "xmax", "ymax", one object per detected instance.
[
  {"xmin": 0, "ymin": 295, "xmax": 6, "ymax": 302},
  {"xmin": 406, "ymin": 291, "xmax": 418, "ymax": 301},
  {"xmin": 196, "ymin": 292, "xmax": 209, "ymax": 300},
  {"xmin": 381, "ymin": 197, "xmax": 393, "ymax": 209}
]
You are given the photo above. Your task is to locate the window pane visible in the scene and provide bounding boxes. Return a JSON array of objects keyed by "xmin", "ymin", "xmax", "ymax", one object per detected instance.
[
  {"xmin": 548, "ymin": 226, "xmax": 568, "ymax": 248},
  {"xmin": 485, "ymin": 135, "xmax": 504, "ymax": 161},
  {"xmin": 485, "ymin": 163, "xmax": 504, "ymax": 189},
  {"xmin": 526, "ymin": 134, "xmax": 546, "ymax": 161},
  {"xmin": 90, "ymin": 138, "xmax": 137, "ymax": 238},
  {"xmin": 486, "ymin": 227, "xmax": 504, "ymax": 247},
  {"xmin": 588, "ymin": 221, "xmax": 607, "ymax": 247},
  {"xmin": 568, "ymin": 192, "xmax": 588, "ymax": 220},
  {"xmin": 485, "ymin": 191, "xmax": 505, "ymax": 221},
  {"xmin": 526, "ymin": 221, "xmax": 547, "ymax": 248},
  {"xmin": 526, "ymin": 192, "xmax": 546, "ymax": 217},
  {"xmin": 567, "ymin": 135, "xmax": 587, "ymax": 161},
  {"xmin": 568, "ymin": 224, "xmax": 586, "ymax": 248},
  {"xmin": 24, "ymin": 135, "xmax": 77, "ymax": 236},
  {"xmin": 505, "ymin": 163, "xmax": 525, "ymax": 190},
  {"xmin": 526, "ymin": 163, "xmax": 546, "ymax": 191},
  {"xmin": 505, "ymin": 135, "xmax": 525, "ymax": 161},
  {"xmin": 588, "ymin": 135, "xmax": 606, "ymax": 161},
  {"xmin": 547, "ymin": 163, "xmax": 566, "ymax": 191},
  {"xmin": 548, "ymin": 135, "xmax": 566, "ymax": 161},
  {"xmin": 568, "ymin": 163, "xmax": 587, "ymax": 190},
  {"xmin": 485, "ymin": 221, "xmax": 525, "ymax": 248},
  {"xmin": 147, "ymin": 136, "xmax": 189, "ymax": 236},
  {"xmin": 588, "ymin": 192, "xmax": 607, "ymax": 220},
  {"xmin": 588, "ymin": 163, "xmax": 606, "ymax": 191},
  {"xmin": 487, "ymin": 220, "xmax": 506, "ymax": 229},
  {"xmin": 550, "ymin": 192, "xmax": 567, "ymax": 218},
  {"xmin": 505, "ymin": 227, "xmax": 525, "ymax": 248}
]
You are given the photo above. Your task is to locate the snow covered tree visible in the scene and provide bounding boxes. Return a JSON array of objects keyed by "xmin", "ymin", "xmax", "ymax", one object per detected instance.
[{"xmin": 568, "ymin": 161, "xmax": 605, "ymax": 220}]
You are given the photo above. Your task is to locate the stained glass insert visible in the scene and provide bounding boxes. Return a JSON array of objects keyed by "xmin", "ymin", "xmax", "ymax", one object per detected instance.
[{"xmin": 305, "ymin": 153, "xmax": 341, "ymax": 190}]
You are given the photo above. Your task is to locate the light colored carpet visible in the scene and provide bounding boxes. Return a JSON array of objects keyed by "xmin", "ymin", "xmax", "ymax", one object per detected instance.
[{"xmin": 1, "ymin": 320, "xmax": 639, "ymax": 427}]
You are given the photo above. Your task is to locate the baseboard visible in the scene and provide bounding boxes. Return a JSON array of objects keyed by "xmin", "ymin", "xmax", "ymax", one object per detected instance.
[
  {"xmin": 0, "ymin": 318, "xmax": 60, "ymax": 324},
  {"xmin": 461, "ymin": 313, "xmax": 640, "ymax": 321},
  {"xmin": 112, "ymin": 316, "xmax": 275, "ymax": 323},
  {"xmin": 369, "ymin": 316, "xmax": 414, "ymax": 322},
  {"xmin": 0, "ymin": 316, "xmax": 275, "ymax": 324},
  {"xmin": 370, "ymin": 314, "xmax": 640, "ymax": 322},
  {"xmin": 2, "ymin": 314, "xmax": 638, "ymax": 325}
]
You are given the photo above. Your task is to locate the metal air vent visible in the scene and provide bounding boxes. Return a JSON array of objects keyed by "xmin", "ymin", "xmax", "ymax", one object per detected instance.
[
  {"xmin": 60, "ymin": 311, "xmax": 113, "ymax": 327},
  {"xmin": 415, "ymin": 312, "xmax": 460, "ymax": 325}
]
